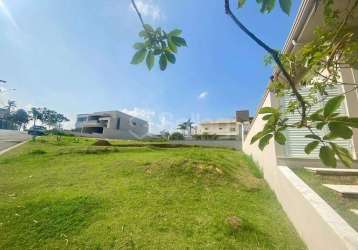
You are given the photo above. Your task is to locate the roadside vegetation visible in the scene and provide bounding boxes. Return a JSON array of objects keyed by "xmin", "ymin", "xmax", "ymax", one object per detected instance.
[
  {"xmin": 294, "ymin": 168, "xmax": 358, "ymax": 231},
  {"xmin": 0, "ymin": 136, "xmax": 305, "ymax": 249}
]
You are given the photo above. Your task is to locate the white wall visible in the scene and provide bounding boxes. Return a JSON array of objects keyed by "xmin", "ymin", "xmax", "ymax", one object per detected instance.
[{"xmin": 243, "ymin": 92, "xmax": 279, "ymax": 186}]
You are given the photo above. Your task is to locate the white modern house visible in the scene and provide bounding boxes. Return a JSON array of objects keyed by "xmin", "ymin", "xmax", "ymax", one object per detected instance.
[{"xmin": 75, "ymin": 111, "xmax": 148, "ymax": 139}]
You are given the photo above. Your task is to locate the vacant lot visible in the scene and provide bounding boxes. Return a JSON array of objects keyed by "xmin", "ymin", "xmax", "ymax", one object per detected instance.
[{"xmin": 0, "ymin": 136, "xmax": 305, "ymax": 249}]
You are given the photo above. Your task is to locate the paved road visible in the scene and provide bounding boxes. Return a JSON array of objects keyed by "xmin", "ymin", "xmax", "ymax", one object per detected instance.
[{"xmin": 0, "ymin": 129, "xmax": 31, "ymax": 152}]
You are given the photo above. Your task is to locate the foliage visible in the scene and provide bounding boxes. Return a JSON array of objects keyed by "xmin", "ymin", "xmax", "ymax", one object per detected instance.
[
  {"xmin": 169, "ymin": 132, "xmax": 185, "ymax": 140},
  {"xmin": 252, "ymin": 1, "xmax": 358, "ymax": 167},
  {"xmin": 10, "ymin": 109, "xmax": 29, "ymax": 129},
  {"xmin": 131, "ymin": 24, "xmax": 186, "ymax": 70},
  {"xmin": 238, "ymin": 0, "xmax": 292, "ymax": 15},
  {"xmin": 30, "ymin": 107, "xmax": 43, "ymax": 126}
]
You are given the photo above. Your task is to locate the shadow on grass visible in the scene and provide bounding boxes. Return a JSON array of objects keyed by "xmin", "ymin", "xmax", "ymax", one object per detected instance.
[{"xmin": 0, "ymin": 196, "xmax": 101, "ymax": 249}]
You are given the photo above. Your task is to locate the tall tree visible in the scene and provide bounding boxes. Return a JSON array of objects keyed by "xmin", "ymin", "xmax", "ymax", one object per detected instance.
[
  {"xmin": 30, "ymin": 107, "xmax": 43, "ymax": 127},
  {"xmin": 10, "ymin": 109, "xmax": 29, "ymax": 130}
]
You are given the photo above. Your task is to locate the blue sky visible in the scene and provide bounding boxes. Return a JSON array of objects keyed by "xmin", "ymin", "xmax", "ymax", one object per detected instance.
[{"xmin": 0, "ymin": 0, "xmax": 300, "ymax": 132}]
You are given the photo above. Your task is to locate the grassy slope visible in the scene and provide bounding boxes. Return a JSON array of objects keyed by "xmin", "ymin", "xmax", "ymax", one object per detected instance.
[
  {"xmin": 0, "ymin": 136, "xmax": 305, "ymax": 249},
  {"xmin": 293, "ymin": 168, "xmax": 358, "ymax": 232}
]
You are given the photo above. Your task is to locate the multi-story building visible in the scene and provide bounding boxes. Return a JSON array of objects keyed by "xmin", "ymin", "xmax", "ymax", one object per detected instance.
[
  {"xmin": 195, "ymin": 110, "xmax": 251, "ymax": 139},
  {"xmin": 75, "ymin": 111, "xmax": 148, "ymax": 139}
]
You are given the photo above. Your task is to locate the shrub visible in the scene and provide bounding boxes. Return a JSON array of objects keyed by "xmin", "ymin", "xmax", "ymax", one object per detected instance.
[
  {"xmin": 169, "ymin": 132, "xmax": 184, "ymax": 140},
  {"xmin": 93, "ymin": 140, "xmax": 112, "ymax": 146}
]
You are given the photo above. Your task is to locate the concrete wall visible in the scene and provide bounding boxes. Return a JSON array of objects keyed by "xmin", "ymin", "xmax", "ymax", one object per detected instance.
[
  {"xmin": 243, "ymin": 92, "xmax": 280, "ymax": 185},
  {"xmin": 341, "ymin": 68, "xmax": 358, "ymax": 160},
  {"xmin": 170, "ymin": 140, "xmax": 241, "ymax": 150},
  {"xmin": 276, "ymin": 166, "xmax": 358, "ymax": 250},
  {"xmin": 243, "ymin": 92, "xmax": 358, "ymax": 249}
]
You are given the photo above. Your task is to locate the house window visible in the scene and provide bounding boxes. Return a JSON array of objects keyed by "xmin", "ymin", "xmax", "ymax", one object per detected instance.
[
  {"xmin": 219, "ymin": 128, "xmax": 223, "ymax": 130},
  {"xmin": 132, "ymin": 121, "xmax": 137, "ymax": 126},
  {"xmin": 77, "ymin": 117, "xmax": 86, "ymax": 122},
  {"xmin": 116, "ymin": 118, "xmax": 121, "ymax": 130},
  {"xmin": 230, "ymin": 128, "xmax": 236, "ymax": 131}
]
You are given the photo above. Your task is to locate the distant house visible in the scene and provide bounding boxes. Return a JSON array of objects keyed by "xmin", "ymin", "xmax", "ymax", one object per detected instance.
[
  {"xmin": 243, "ymin": 0, "xmax": 358, "ymax": 168},
  {"xmin": 196, "ymin": 110, "xmax": 251, "ymax": 139},
  {"xmin": 75, "ymin": 111, "xmax": 148, "ymax": 139}
]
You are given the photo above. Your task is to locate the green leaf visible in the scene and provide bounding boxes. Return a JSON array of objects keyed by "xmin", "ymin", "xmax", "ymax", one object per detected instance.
[
  {"xmin": 131, "ymin": 49, "xmax": 147, "ymax": 64},
  {"xmin": 259, "ymin": 107, "xmax": 276, "ymax": 114},
  {"xmin": 309, "ymin": 109, "xmax": 324, "ymax": 121},
  {"xmin": 279, "ymin": 0, "xmax": 292, "ymax": 15},
  {"xmin": 171, "ymin": 36, "xmax": 187, "ymax": 47},
  {"xmin": 153, "ymin": 49, "xmax": 162, "ymax": 55},
  {"xmin": 330, "ymin": 143, "xmax": 353, "ymax": 167},
  {"xmin": 146, "ymin": 51, "xmax": 155, "ymax": 70},
  {"xmin": 133, "ymin": 42, "xmax": 145, "ymax": 50},
  {"xmin": 274, "ymin": 132, "xmax": 286, "ymax": 145},
  {"xmin": 316, "ymin": 122, "xmax": 326, "ymax": 130},
  {"xmin": 143, "ymin": 24, "xmax": 154, "ymax": 32},
  {"xmin": 305, "ymin": 141, "xmax": 319, "ymax": 154},
  {"xmin": 259, "ymin": 134, "xmax": 273, "ymax": 151},
  {"xmin": 258, "ymin": 0, "xmax": 275, "ymax": 13},
  {"xmin": 169, "ymin": 29, "xmax": 182, "ymax": 36},
  {"xmin": 139, "ymin": 30, "xmax": 147, "ymax": 37},
  {"xmin": 165, "ymin": 52, "xmax": 176, "ymax": 64},
  {"xmin": 250, "ymin": 129, "xmax": 271, "ymax": 144},
  {"xmin": 332, "ymin": 117, "xmax": 358, "ymax": 128},
  {"xmin": 238, "ymin": 0, "xmax": 246, "ymax": 8},
  {"xmin": 319, "ymin": 146, "xmax": 337, "ymax": 167},
  {"xmin": 328, "ymin": 122, "xmax": 353, "ymax": 139},
  {"xmin": 305, "ymin": 134, "xmax": 321, "ymax": 141},
  {"xmin": 168, "ymin": 38, "xmax": 177, "ymax": 53},
  {"xmin": 159, "ymin": 53, "xmax": 167, "ymax": 71},
  {"xmin": 323, "ymin": 95, "xmax": 345, "ymax": 117},
  {"xmin": 262, "ymin": 114, "xmax": 272, "ymax": 120}
]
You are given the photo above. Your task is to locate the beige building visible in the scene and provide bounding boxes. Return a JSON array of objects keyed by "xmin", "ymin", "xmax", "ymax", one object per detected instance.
[{"xmin": 196, "ymin": 110, "xmax": 251, "ymax": 138}]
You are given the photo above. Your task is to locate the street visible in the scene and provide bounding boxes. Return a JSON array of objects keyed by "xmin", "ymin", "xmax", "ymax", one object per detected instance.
[{"xmin": 0, "ymin": 129, "xmax": 30, "ymax": 152}]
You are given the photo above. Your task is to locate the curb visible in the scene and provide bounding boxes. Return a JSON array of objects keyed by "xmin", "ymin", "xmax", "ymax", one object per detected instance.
[{"xmin": 0, "ymin": 140, "xmax": 29, "ymax": 156}]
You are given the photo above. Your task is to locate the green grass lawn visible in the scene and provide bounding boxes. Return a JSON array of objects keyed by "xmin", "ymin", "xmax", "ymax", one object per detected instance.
[
  {"xmin": 293, "ymin": 168, "xmax": 358, "ymax": 232},
  {"xmin": 0, "ymin": 136, "xmax": 305, "ymax": 249}
]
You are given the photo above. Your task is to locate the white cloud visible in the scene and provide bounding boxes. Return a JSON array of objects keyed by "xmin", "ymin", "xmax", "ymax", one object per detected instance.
[
  {"xmin": 198, "ymin": 91, "xmax": 208, "ymax": 100},
  {"xmin": 0, "ymin": 0, "xmax": 19, "ymax": 30},
  {"xmin": 129, "ymin": 0, "xmax": 163, "ymax": 21}
]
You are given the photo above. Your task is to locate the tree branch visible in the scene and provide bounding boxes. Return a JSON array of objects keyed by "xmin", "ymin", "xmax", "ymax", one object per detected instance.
[
  {"xmin": 224, "ymin": 0, "xmax": 307, "ymax": 125},
  {"xmin": 131, "ymin": 0, "xmax": 145, "ymax": 27}
]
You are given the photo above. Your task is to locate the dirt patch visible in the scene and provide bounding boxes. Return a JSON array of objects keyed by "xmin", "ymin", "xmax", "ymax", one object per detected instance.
[{"xmin": 93, "ymin": 140, "xmax": 112, "ymax": 146}]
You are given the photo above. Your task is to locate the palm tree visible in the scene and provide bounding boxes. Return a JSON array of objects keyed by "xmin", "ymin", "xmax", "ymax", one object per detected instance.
[
  {"xmin": 177, "ymin": 122, "xmax": 187, "ymax": 136},
  {"xmin": 5, "ymin": 100, "xmax": 16, "ymax": 113},
  {"xmin": 184, "ymin": 119, "xmax": 194, "ymax": 136}
]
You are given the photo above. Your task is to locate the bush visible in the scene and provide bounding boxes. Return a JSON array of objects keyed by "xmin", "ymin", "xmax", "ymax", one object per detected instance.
[
  {"xmin": 93, "ymin": 140, "xmax": 112, "ymax": 146},
  {"xmin": 169, "ymin": 132, "xmax": 184, "ymax": 140}
]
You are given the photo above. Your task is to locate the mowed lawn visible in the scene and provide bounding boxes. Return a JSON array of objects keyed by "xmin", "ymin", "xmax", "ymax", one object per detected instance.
[{"xmin": 0, "ymin": 136, "xmax": 305, "ymax": 249}]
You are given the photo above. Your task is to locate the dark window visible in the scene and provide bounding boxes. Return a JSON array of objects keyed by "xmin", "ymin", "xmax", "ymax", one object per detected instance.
[
  {"xmin": 77, "ymin": 117, "xmax": 86, "ymax": 122},
  {"xmin": 132, "ymin": 121, "xmax": 137, "ymax": 126},
  {"xmin": 117, "ymin": 118, "xmax": 121, "ymax": 130},
  {"xmin": 219, "ymin": 128, "xmax": 223, "ymax": 130}
]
